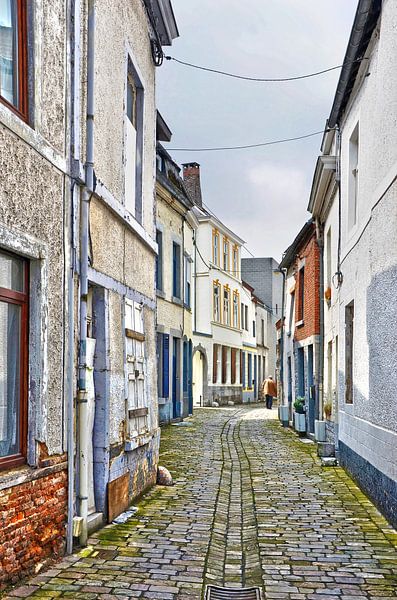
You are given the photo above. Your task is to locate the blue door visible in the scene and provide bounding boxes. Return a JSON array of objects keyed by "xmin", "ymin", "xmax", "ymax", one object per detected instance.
[
  {"xmin": 183, "ymin": 340, "xmax": 188, "ymax": 417},
  {"xmin": 307, "ymin": 344, "xmax": 315, "ymax": 433},
  {"xmin": 172, "ymin": 338, "xmax": 179, "ymax": 418},
  {"xmin": 188, "ymin": 341, "xmax": 193, "ymax": 415},
  {"xmin": 254, "ymin": 355, "xmax": 258, "ymax": 399}
]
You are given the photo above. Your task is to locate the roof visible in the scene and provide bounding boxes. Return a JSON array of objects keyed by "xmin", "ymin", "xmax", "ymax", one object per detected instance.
[
  {"xmin": 156, "ymin": 144, "xmax": 193, "ymax": 211},
  {"xmin": 193, "ymin": 207, "xmax": 246, "ymax": 246},
  {"xmin": 156, "ymin": 111, "xmax": 172, "ymax": 143},
  {"xmin": 279, "ymin": 220, "xmax": 315, "ymax": 270},
  {"xmin": 143, "ymin": 0, "xmax": 179, "ymax": 46},
  {"xmin": 328, "ymin": 0, "xmax": 382, "ymax": 128}
]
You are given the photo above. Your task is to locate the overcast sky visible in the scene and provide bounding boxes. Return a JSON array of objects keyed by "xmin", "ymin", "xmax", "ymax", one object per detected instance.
[{"xmin": 157, "ymin": 1, "xmax": 358, "ymax": 262}]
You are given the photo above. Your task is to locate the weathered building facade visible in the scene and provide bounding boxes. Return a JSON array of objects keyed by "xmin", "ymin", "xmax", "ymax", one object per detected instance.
[
  {"xmin": 1, "ymin": 0, "xmax": 179, "ymax": 588},
  {"xmin": 155, "ymin": 138, "xmax": 197, "ymax": 424},
  {"xmin": 70, "ymin": 0, "xmax": 178, "ymax": 547},
  {"xmin": 0, "ymin": 0, "xmax": 70, "ymax": 586}
]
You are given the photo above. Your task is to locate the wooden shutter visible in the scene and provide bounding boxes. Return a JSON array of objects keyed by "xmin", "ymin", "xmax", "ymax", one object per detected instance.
[
  {"xmin": 222, "ymin": 346, "xmax": 227, "ymax": 384},
  {"xmin": 231, "ymin": 349, "xmax": 236, "ymax": 384},
  {"xmin": 163, "ymin": 334, "xmax": 170, "ymax": 397},
  {"xmin": 213, "ymin": 345, "xmax": 218, "ymax": 384}
]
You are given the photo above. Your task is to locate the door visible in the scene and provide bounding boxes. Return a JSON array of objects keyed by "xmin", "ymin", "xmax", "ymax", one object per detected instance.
[
  {"xmin": 172, "ymin": 338, "xmax": 180, "ymax": 418},
  {"xmin": 287, "ymin": 355, "xmax": 292, "ymax": 417},
  {"xmin": 307, "ymin": 344, "xmax": 315, "ymax": 433}
]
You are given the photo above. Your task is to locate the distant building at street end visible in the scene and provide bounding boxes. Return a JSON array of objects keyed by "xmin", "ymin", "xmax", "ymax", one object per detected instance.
[
  {"xmin": 241, "ymin": 257, "xmax": 283, "ymax": 383},
  {"xmin": 184, "ymin": 164, "xmax": 261, "ymax": 407}
]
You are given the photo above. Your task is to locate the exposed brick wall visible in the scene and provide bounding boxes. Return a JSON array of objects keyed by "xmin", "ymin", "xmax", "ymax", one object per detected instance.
[
  {"xmin": 0, "ymin": 466, "xmax": 67, "ymax": 590},
  {"xmin": 294, "ymin": 231, "xmax": 320, "ymax": 342}
]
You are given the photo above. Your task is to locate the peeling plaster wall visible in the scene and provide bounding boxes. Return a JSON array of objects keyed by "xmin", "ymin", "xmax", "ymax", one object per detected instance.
[
  {"xmin": 0, "ymin": 129, "xmax": 65, "ymax": 457},
  {"xmin": 79, "ymin": 0, "xmax": 159, "ymax": 509},
  {"xmin": 93, "ymin": 0, "xmax": 156, "ymax": 236}
]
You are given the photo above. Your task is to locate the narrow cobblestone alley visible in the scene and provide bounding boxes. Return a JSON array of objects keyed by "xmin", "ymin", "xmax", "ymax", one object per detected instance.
[{"xmin": 4, "ymin": 407, "xmax": 397, "ymax": 600}]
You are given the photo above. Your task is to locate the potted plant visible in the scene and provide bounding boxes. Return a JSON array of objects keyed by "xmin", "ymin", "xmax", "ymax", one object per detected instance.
[
  {"xmin": 323, "ymin": 401, "xmax": 332, "ymax": 420},
  {"xmin": 324, "ymin": 286, "xmax": 332, "ymax": 304},
  {"xmin": 293, "ymin": 397, "xmax": 306, "ymax": 433}
]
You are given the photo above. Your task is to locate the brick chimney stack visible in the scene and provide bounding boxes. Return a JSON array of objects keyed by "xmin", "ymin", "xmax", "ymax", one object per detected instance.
[{"xmin": 182, "ymin": 162, "xmax": 202, "ymax": 207}]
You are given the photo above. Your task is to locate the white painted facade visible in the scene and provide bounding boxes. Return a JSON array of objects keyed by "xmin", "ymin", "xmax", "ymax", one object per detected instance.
[
  {"xmin": 308, "ymin": 0, "xmax": 397, "ymax": 526},
  {"xmin": 192, "ymin": 212, "xmax": 259, "ymax": 405}
]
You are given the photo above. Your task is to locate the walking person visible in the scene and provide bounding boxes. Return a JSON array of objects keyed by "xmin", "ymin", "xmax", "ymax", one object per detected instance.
[{"xmin": 262, "ymin": 375, "xmax": 277, "ymax": 409}]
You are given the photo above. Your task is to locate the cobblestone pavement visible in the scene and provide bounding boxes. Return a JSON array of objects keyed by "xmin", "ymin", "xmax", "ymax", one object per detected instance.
[{"xmin": 4, "ymin": 407, "xmax": 397, "ymax": 599}]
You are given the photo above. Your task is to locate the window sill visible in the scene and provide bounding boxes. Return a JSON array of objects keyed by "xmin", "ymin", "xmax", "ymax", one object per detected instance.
[
  {"xmin": 125, "ymin": 430, "xmax": 154, "ymax": 452},
  {"xmin": 211, "ymin": 320, "xmax": 240, "ymax": 332},
  {"xmin": 172, "ymin": 296, "xmax": 183, "ymax": 306},
  {"xmin": 0, "ymin": 461, "xmax": 67, "ymax": 493},
  {"xmin": 296, "ymin": 319, "xmax": 304, "ymax": 328},
  {"xmin": 156, "ymin": 289, "xmax": 166, "ymax": 299}
]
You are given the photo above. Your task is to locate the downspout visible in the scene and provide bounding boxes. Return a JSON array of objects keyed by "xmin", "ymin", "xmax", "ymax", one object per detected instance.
[
  {"xmin": 66, "ymin": 0, "xmax": 81, "ymax": 555},
  {"xmin": 78, "ymin": 0, "xmax": 95, "ymax": 547},
  {"xmin": 315, "ymin": 220, "xmax": 324, "ymax": 423},
  {"xmin": 193, "ymin": 230, "xmax": 197, "ymax": 333},
  {"xmin": 279, "ymin": 268, "xmax": 286, "ymax": 408}
]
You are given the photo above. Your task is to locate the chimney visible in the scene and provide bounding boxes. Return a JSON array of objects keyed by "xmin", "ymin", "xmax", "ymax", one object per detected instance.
[{"xmin": 182, "ymin": 162, "xmax": 202, "ymax": 207}]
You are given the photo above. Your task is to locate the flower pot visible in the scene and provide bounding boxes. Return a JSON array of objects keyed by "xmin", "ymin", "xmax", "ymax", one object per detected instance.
[
  {"xmin": 294, "ymin": 412, "xmax": 306, "ymax": 433},
  {"xmin": 315, "ymin": 419, "xmax": 326, "ymax": 442}
]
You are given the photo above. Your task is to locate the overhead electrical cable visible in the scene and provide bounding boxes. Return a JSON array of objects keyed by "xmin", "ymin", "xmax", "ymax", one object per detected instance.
[
  {"xmin": 168, "ymin": 129, "xmax": 328, "ymax": 152},
  {"xmin": 165, "ymin": 56, "xmax": 366, "ymax": 83}
]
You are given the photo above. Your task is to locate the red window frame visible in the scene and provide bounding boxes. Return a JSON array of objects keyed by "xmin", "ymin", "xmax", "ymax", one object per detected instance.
[
  {"xmin": 0, "ymin": 255, "xmax": 29, "ymax": 471},
  {"xmin": 0, "ymin": 0, "xmax": 29, "ymax": 122}
]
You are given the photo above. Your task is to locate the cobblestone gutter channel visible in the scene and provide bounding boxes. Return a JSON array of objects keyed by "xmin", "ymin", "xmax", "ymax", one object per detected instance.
[{"xmin": 3, "ymin": 407, "xmax": 397, "ymax": 599}]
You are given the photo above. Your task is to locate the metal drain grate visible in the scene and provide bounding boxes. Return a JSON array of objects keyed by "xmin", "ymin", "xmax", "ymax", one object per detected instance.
[{"xmin": 205, "ymin": 585, "xmax": 263, "ymax": 599}]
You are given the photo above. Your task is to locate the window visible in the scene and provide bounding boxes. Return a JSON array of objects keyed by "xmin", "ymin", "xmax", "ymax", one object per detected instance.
[
  {"xmin": 245, "ymin": 305, "xmax": 248, "ymax": 331},
  {"xmin": 345, "ymin": 301, "xmax": 354, "ymax": 404},
  {"xmin": 125, "ymin": 60, "xmax": 144, "ymax": 222},
  {"xmin": 241, "ymin": 302, "xmax": 244, "ymax": 329},
  {"xmin": 326, "ymin": 227, "xmax": 332, "ymax": 288},
  {"xmin": 213, "ymin": 230, "xmax": 219, "ymax": 265},
  {"xmin": 233, "ymin": 291, "xmax": 239, "ymax": 328},
  {"xmin": 288, "ymin": 291, "xmax": 295, "ymax": 334},
  {"xmin": 232, "ymin": 246, "xmax": 238, "ymax": 276},
  {"xmin": 261, "ymin": 319, "xmax": 265, "ymax": 345},
  {"xmin": 348, "ymin": 123, "xmax": 359, "ymax": 230},
  {"xmin": 213, "ymin": 281, "xmax": 220, "ymax": 322},
  {"xmin": 297, "ymin": 267, "xmax": 305, "ymax": 322},
  {"xmin": 252, "ymin": 320, "xmax": 256, "ymax": 338},
  {"xmin": 184, "ymin": 255, "xmax": 192, "ymax": 308},
  {"xmin": 172, "ymin": 242, "xmax": 181, "ymax": 299},
  {"xmin": 223, "ymin": 286, "xmax": 230, "ymax": 326},
  {"xmin": 0, "ymin": 251, "xmax": 28, "ymax": 469},
  {"xmin": 0, "ymin": 0, "xmax": 28, "ymax": 120},
  {"xmin": 156, "ymin": 229, "xmax": 163, "ymax": 291},
  {"xmin": 223, "ymin": 238, "xmax": 229, "ymax": 272}
]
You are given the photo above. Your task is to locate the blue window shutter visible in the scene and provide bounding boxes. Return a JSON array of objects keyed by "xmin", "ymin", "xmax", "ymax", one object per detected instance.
[
  {"xmin": 242, "ymin": 352, "xmax": 245, "ymax": 387},
  {"xmin": 163, "ymin": 334, "xmax": 170, "ymax": 397}
]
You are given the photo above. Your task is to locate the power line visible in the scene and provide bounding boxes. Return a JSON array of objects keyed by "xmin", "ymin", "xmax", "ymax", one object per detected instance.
[
  {"xmin": 168, "ymin": 129, "xmax": 327, "ymax": 152},
  {"xmin": 165, "ymin": 56, "xmax": 366, "ymax": 83}
]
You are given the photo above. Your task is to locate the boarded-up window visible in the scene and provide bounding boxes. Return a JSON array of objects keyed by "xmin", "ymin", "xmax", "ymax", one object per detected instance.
[
  {"xmin": 125, "ymin": 299, "xmax": 147, "ymax": 437},
  {"xmin": 345, "ymin": 301, "xmax": 354, "ymax": 404}
]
